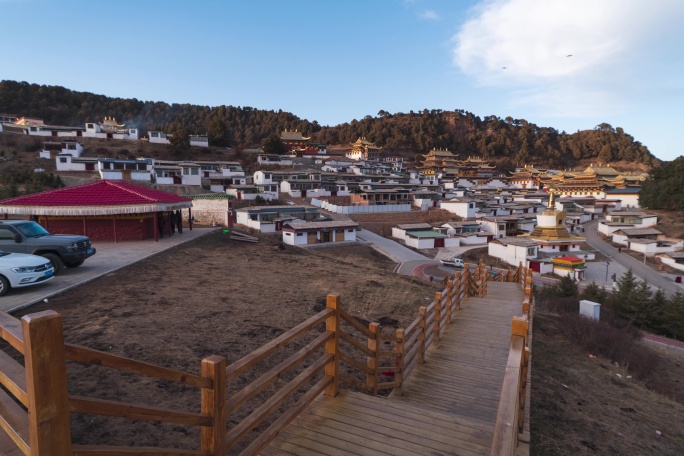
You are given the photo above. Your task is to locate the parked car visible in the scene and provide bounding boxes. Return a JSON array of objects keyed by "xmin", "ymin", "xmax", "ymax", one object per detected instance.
[
  {"xmin": 0, "ymin": 251, "xmax": 55, "ymax": 296},
  {"xmin": 0, "ymin": 221, "xmax": 96, "ymax": 274},
  {"xmin": 440, "ymin": 256, "xmax": 465, "ymax": 269}
]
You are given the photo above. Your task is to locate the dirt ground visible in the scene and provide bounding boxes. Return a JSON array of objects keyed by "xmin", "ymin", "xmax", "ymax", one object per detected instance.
[
  {"xmin": 531, "ymin": 313, "xmax": 684, "ymax": 456},
  {"xmin": 8, "ymin": 231, "xmax": 436, "ymax": 452}
]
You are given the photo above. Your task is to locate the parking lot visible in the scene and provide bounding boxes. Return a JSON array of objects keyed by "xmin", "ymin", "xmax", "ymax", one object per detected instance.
[{"xmin": 0, "ymin": 227, "xmax": 215, "ymax": 313}]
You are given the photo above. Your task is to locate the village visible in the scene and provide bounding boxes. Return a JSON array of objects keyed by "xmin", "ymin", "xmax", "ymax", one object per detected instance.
[
  {"xmin": 1, "ymin": 113, "xmax": 682, "ymax": 296},
  {"xmin": 1, "ymin": 115, "xmax": 683, "ymax": 455}
]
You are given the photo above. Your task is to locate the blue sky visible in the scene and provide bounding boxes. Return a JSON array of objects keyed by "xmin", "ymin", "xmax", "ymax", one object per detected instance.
[{"xmin": 1, "ymin": 0, "xmax": 683, "ymax": 161}]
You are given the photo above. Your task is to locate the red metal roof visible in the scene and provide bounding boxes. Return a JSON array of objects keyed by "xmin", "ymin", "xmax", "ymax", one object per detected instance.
[
  {"xmin": 0, "ymin": 180, "xmax": 192, "ymax": 207},
  {"xmin": 554, "ymin": 255, "xmax": 584, "ymax": 262}
]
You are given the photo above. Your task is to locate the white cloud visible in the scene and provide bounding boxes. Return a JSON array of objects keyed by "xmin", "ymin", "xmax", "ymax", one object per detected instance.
[
  {"xmin": 453, "ymin": 0, "xmax": 684, "ymax": 118},
  {"xmin": 419, "ymin": 10, "xmax": 440, "ymax": 21}
]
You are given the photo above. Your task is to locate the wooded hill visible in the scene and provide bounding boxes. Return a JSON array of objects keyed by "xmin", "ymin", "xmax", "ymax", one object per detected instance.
[{"xmin": 0, "ymin": 80, "xmax": 657, "ymax": 168}]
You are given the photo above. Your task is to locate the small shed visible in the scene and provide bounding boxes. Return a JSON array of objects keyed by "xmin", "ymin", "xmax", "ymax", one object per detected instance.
[{"xmin": 0, "ymin": 180, "xmax": 193, "ymax": 242}]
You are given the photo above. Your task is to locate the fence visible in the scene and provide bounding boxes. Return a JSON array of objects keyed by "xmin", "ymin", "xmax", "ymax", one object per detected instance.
[{"xmin": 0, "ymin": 261, "xmax": 527, "ymax": 456}]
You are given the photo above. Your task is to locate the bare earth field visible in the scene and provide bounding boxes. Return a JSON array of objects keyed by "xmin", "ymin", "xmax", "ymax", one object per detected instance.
[{"xmin": 9, "ymin": 231, "xmax": 436, "ymax": 450}]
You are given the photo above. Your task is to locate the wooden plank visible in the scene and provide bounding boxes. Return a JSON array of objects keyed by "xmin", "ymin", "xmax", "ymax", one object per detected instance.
[
  {"xmin": 306, "ymin": 398, "xmax": 489, "ymax": 455},
  {"xmin": 239, "ymin": 376, "xmax": 331, "ymax": 456},
  {"xmin": 226, "ymin": 353, "xmax": 332, "ymax": 448},
  {"xmin": 339, "ymin": 352, "xmax": 374, "ymax": 375},
  {"xmin": 71, "ymin": 446, "xmax": 208, "ymax": 456},
  {"xmin": 0, "ymin": 350, "xmax": 28, "ymax": 406},
  {"xmin": 227, "ymin": 331, "xmax": 332, "ymax": 414},
  {"xmin": 338, "ymin": 373, "xmax": 364, "ymax": 390},
  {"xmin": 0, "ymin": 312, "xmax": 23, "ymax": 354},
  {"xmin": 339, "ymin": 331, "xmax": 374, "ymax": 357},
  {"xmin": 65, "ymin": 344, "xmax": 211, "ymax": 389},
  {"xmin": 0, "ymin": 388, "xmax": 29, "ymax": 455},
  {"xmin": 338, "ymin": 308, "xmax": 373, "ymax": 338},
  {"xmin": 69, "ymin": 396, "xmax": 211, "ymax": 427},
  {"xmin": 226, "ymin": 308, "xmax": 333, "ymax": 380}
]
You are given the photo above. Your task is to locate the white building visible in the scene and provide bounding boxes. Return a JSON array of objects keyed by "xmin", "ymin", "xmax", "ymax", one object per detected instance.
[
  {"xmin": 148, "ymin": 131, "xmax": 171, "ymax": 144},
  {"xmin": 598, "ymin": 211, "xmax": 658, "ymax": 236},
  {"xmin": 84, "ymin": 118, "xmax": 139, "ymax": 140},
  {"xmin": 441, "ymin": 197, "xmax": 480, "ymax": 219},
  {"xmin": 98, "ymin": 158, "xmax": 154, "ymax": 181},
  {"xmin": 488, "ymin": 237, "xmax": 538, "ymax": 268},
  {"xmin": 40, "ymin": 141, "xmax": 83, "ymax": 159},
  {"xmin": 189, "ymin": 135, "xmax": 209, "ymax": 148},
  {"xmin": 56, "ymin": 155, "xmax": 98, "ymax": 172},
  {"xmin": 282, "ymin": 221, "xmax": 358, "ymax": 246}
]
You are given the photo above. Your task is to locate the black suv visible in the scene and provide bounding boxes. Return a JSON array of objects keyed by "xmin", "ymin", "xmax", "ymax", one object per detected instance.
[{"xmin": 0, "ymin": 220, "xmax": 96, "ymax": 274}]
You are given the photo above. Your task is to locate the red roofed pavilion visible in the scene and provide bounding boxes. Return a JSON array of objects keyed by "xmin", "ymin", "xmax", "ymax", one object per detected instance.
[{"xmin": 0, "ymin": 180, "xmax": 194, "ymax": 242}]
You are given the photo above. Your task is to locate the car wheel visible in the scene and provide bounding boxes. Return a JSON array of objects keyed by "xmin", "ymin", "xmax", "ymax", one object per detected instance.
[
  {"xmin": 43, "ymin": 253, "xmax": 64, "ymax": 275},
  {"xmin": 0, "ymin": 275, "xmax": 9, "ymax": 296},
  {"xmin": 65, "ymin": 260, "xmax": 85, "ymax": 268}
]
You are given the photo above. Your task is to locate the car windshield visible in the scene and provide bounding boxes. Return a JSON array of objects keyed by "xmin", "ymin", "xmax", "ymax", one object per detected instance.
[{"xmin": 15, "ymin": 222, "xmax": 50, "ymax": 238}]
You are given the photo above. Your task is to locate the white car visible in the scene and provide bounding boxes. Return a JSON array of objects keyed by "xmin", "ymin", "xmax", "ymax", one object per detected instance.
[{"xmin": 0, "ymin": 251, "xmax": 55, "ymax": 296}]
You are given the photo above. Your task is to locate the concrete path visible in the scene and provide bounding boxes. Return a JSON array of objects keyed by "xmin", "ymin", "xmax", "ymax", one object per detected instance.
[
  {"xmin": 583, "ymin": 220, "xmax": 682, "ymax": 297},
  {"xmin": 0, "ymin": 227, "xmax": 217, "ymax": 313},
  {"xmin": 356, "ymin": 229, "xmax": 431, "ymax": 263}
]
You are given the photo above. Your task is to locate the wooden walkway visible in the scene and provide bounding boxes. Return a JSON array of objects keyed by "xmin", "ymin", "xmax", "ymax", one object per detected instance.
[{"xmin": 261, "ymin": 282, "xmax": 525, "ymax": 456}]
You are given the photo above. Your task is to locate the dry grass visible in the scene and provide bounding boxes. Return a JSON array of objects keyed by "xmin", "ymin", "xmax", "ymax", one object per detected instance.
[{"xmin": 532, "ymin": 312, "xmax": 684, "ymax": 455}]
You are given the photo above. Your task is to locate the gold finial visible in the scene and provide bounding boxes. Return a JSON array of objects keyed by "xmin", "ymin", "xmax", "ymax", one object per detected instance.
[{"xmin": 548, "ymin": 188, "xmax": 555, "ymax": 209}]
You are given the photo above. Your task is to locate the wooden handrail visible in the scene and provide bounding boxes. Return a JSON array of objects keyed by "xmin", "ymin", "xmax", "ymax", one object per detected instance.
[
  {"xmin": 0, "ymin": 350, "xmax": 28, "ymax": 406},
  {"xmin": 0, "ymin": 312, "xmax": 24, "ymax": 354},
  {"xmin": 225, "ymin": 353, "xmax": 333, "ymax": 448},
  {"xmin": 0, "ymin": 387, "xmax": 29, "ymax": 455},
  {"xmin": 490, "ymin": 336, "xmax": 525, "ymax": 456},
  {"xmin": 69, "ymin": 396, "xmax": 212, "ymax": 427},
  {"xmin": 65, "ymin": 344, "xmax": 212, "ymax": 389},
  {"xmin": 340, "ymin": 330, "xmax": 375, "ymax": 357},
  {"xmin": 339, "ymin": 308, "xmax": 374, "ymax": 338},
  {"xmin": 226, "ymin": 331, "xmax": 332, "ymax": 414},
  {"xmin": 226, "ymin": 307, "xmax": 333, "ymax": 380}
]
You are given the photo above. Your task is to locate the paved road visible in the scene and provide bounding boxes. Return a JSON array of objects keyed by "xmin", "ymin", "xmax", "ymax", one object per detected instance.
[
  {"xmin": 583, "ymin": 220, "xmax": 681, "ymax": 297},
  {"xmin": 0, "ymin": 228, "xmax": 216, "ymax": 313},
  {"xmin": 356, "ymin": 229, "xmax": 431, "ymax": 263}
]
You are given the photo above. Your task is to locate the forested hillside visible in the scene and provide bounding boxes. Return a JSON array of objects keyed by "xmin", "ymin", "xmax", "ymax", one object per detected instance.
[
  {"xmin": 639, "ymin": 157, "xmax": 684, "ymax": 210},
  {"xmin": 0, "ymin": 80, "xmax": 656, "ymax": 167}
]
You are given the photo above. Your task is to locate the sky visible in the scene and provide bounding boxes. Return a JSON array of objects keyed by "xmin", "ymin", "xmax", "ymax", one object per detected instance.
[{"xmin": 1, "ymin": 0, "xmax": 683, "ymax": 161}]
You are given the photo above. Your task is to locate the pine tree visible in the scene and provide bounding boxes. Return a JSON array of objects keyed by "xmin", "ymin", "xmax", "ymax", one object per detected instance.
[{"xmin": 663, "ymin": 291, "xmax": 684, "ymax": 339}]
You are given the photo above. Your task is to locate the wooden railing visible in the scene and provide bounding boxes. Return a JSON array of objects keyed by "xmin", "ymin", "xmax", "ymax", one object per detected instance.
[
  {"xmin": 490, "ymin": 268, "xmax": 533, "ymax": 456},
  {"xmin": 0, "ymin": 310, "xmax": 224, "ymax": 456},
  {"xmin": 0, "ymin": 260, "xmax": 529, "ymax": 456}
]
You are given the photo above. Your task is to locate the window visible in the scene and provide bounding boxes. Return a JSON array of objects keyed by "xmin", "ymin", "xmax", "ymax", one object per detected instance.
[
  {"xmin": 59, "ymin": 157, "xmax": 67, "ymax": 163},
  {"xmin": 285, "ymin": 232, "xmax": 292, "ymax": 236},
  {"xmin": 191, "ymin": 168, "xmax": 199, "ymax": 175},
  {"xmin": 0, "ymin": 228, "xmax": 14, "ymax": 240},
  {"xmin": 347, "ymin": 229, "xmax": 354, "ymax": 232},
  {"xmin": 296, "ymin": 233, "xmax": 303, "ymax": 236},
  {"xmin": 151, "ymin": 132, "xmax": 159, "ymax": 138},
  {"xmin": 87, "ymin": 123, "xmax": 94, "ymax": 128}
]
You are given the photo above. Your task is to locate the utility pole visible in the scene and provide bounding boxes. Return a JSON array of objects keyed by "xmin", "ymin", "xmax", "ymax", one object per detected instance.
[{"xmin": 605, "ymin": 261, "xmax": 610, "ymax": 282}]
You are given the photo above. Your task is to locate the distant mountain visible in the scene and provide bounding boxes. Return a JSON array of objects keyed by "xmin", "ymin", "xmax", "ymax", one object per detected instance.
[{"xmin": 0, "ymin": 80, "xmax": 657, "ymax": 167}]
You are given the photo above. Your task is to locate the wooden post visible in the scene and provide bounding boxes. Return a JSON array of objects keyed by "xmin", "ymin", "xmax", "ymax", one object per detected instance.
[
  {"xmin": 455, "ymin": 271, "xmax": 462, "ymax": 310},
  {"xmin": 446, "ymin": 280, "xmax": 454, "ymax": 326},
  {"xmin": 434, "ymin": 292, "xmax": 442, "ymax": 344},
  {"xmin": 394, "ymin": 328, "xmax": 404, "ymax": 396},
  {"xmin": 22, "ymin": 311, "xmax": 72, "ymax": 456},
  {"xmin": 112, "ymin": 215, "xmax": 118, "ymax": 243},
  {"xmin": 153, "ymin": 211, "xmax": 159, "ymax": 242},
  {"xmin": 201, "ymin": 355, "xmax": 227, "ymax": 456},
  {"xmin": 325, "ymin": 294, "xmax": 341, "ymax": 397},
  {"xmin": 418, "ymin": 306, "xmax": 427, "ymax": 364},
  {"xmin": 366, "ymin": 323, "xmax": 380, "ymax": 395},
  {"xmin": 511, "ymin": 316, "xmax": 529, "ymax": 347}
]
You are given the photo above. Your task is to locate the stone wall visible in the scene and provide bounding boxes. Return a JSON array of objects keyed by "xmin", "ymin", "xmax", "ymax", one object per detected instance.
[{"xmin": 181, "ymin": 196, "xmax": 231, "ymax": 227}]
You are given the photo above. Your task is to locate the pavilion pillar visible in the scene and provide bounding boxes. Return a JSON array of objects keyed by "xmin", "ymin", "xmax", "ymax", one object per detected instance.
[
  {"xmin": 112, "ymin": 216, "xmax": 117, "ymax": 243},
  {"xmin": 153, "ymin": 211, "xmax": 159, "ymax": 242},
  {"xmin": 189, "ymin": 208, "xmax": 193, "ymax": 230},
  {"xmin": 82, "ymin": 216, "xmax": 87, "ymax": 237}
]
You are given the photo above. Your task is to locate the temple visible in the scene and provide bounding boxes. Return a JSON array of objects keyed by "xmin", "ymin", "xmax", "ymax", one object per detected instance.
[
  {"xmin": 99, "ymin": 116, "xmax": 127, "ymax": 134},
  {"xmin": 346, "ymin": 137, "xmax": 381, "ymax": 160}
]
